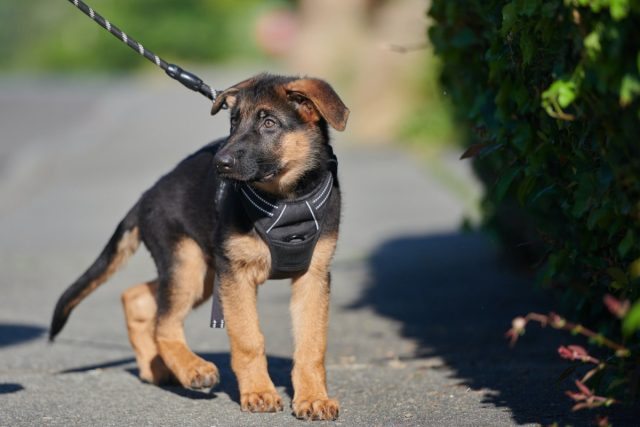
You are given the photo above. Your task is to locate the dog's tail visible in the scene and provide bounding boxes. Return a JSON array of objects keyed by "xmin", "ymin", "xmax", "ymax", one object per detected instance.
[{"xmin": 49, "ymin": 202, "xmax": 141, "ymax": 341}]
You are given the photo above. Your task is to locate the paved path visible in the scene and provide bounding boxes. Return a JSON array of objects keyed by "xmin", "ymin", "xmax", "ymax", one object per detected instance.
[{"xmin": 0, "ymin": 74, "xmax": 629, "ymax": 426}]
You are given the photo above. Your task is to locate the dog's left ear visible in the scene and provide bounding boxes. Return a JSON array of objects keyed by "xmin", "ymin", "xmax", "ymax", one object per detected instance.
[
  {"xmin": 284, "ymin": 79, "xmax": 349, "ymax": 131},
  {"xmin": 211, "ymin": 77, "xmax": 256, "ymax": 115}
]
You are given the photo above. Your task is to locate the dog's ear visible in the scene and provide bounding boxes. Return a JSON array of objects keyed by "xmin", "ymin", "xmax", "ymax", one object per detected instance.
[
  {"xmin": 210, "ymin": 77, "xmax": 256, "ymax": 115},
  {"xmin": 284, "ymin": 79, "xmax": 349, "ymax": 131}
]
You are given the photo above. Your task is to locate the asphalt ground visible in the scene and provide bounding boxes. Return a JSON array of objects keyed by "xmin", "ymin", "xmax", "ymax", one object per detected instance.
[{"xmin": 0, "ymin": 73, "xmax": 636, "ymax": 426}]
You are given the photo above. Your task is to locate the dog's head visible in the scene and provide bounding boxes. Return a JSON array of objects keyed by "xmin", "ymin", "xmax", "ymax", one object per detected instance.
[{"xmin": 211, "ymin": 74, "xmax": 349, "ymax": 194}]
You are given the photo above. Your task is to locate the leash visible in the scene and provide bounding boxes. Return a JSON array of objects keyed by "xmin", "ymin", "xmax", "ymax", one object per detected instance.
[{"xmin": 67, "ymin": 0, "xmax": 218, "ymax": 102}]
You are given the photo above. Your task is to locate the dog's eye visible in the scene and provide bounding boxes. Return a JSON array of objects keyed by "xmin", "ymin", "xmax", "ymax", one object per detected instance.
[{"xmin": 263, "ymin": 118, "xmax": 276, "ymax": 129}]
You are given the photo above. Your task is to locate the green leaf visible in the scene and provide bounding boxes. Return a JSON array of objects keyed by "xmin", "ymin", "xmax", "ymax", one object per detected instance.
[
  {"xmin": 494, "ymin": 166, "xmax": 521, "ymax": 203},
  {"xmin": 619, "ymin": 74, "xmax": 640, "ymax": 107},
  {"xmin": 528, "ymin": 184, "xmax": 555, "ymax": 206},
  {"xmin": 451, "ymin": 27, "xmax": 478, "ymax": 47},
  {"xmin": 609, "ymin": 218, "xmax": 625, "ymax": 239},
  {"xmin": 517, "ymin": 174, "xmax": 536, "ymax": 206},
  {"xmin": 622, "ymin": 300, "xmax": 640, "ymax": 337},
  {"xmin": 609, "ymin": 0, "xmax": 630, "ymax": 20},
  {"xmin": 607, "ymin": 267, "xmax": 629, "ymax": 286},
  {"xmin": 607, "ymin": 377, "xmax": 630, "ymax": 392},
  {"xmin": 571, "ymin": 175, "xmax": 593, "ymax": 219},
  {"xmin": 610, "ymin": 281, "xmax": 624, "ymax": 290},
  {"xmin": 584, "ymin": 31, "xmax": 601, "ymax": 61},
  {"xmin": 557, "ymin": 81, "xmax": 577, "ymax": 108},
  {"xmin": 618, "ymin": 230, "xmax": 635, "ymax": 257},
  {"xmin": 495, "ymin": 77, "xmax": 514, "ymax": 111},
  {"xmin": 586, "ymin": 206, "xmax": 610, "ymax": 230},
  {"xmin": 519, "ymin": 0, "xmax": 538, "ymax": 16},
  {"xmin": 541, "ymin": 2, "xmax": 558, "ymax": 18},
  {"xmin": 571, "ymin": 196, "xmax": 589, "ymax": 218},
  {"xmin": 629, "ymin": 257, "xmax": 640, "ymax": 279},
  {"xmin": 541, "ymin": 79, "xmax": 578, "ymax": 117},
  {"xmin": 501, "ymin": 2, "xmax": 517, "ymax": 36}
]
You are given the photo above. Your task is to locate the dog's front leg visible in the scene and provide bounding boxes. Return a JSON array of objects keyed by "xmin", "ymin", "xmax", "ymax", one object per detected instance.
[
  {"xmin": 220, "ymin": 272, "xmax": 283, "ymax": 413},
  {"xmin": 290, "ymin": 236, "xmax": 340, "ymax": 421}
]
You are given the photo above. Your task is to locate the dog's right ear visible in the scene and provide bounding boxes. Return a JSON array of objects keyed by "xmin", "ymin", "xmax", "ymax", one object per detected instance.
[
  {"xmin": 284, "ymin": 78, "xmax": 349, "ymax": 131},
  {"xmin": 210, "ymin": 77, "xmax": 256, "ymax": 115}
]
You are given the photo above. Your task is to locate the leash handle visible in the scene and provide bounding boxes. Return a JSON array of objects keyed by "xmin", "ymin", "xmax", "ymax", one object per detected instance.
[{"xmin": 66, "ymin": 0, "xmax": 217, "ymax": 101}]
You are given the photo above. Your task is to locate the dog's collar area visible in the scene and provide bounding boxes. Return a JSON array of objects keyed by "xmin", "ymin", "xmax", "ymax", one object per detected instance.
[{"xmin": 239, "ymin": 172, "xmax": 334, "ymax": 222}]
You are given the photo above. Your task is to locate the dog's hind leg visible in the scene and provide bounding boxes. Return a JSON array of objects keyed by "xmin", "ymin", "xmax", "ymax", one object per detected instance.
[
  {"xmin": 121, "ymin": 280, "xmax": 174, "ymax": 385},
  {"xmin": 154, "ymin": 237, "xmax": 218, "ymax": 389}
]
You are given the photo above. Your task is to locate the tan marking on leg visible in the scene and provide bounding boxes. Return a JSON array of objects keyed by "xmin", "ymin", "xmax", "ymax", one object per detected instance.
[
  {"xmin": 194, "ymin": 266, "xmax": 215, "ymax": 309},
  {"xmin": 290, "ymin": 235, "xmax": 340, "ymax": 420},
  {"xmin": 121, "ymin": 280, "xmax": 173, "ymax": 384},
  {"xmin": 224, "ymin": 233, "xmax": 271, "ymax": 286},
  {"xmin": 253, "ymin": 130, "xmax": 317, "ymax": 197},
  {"xmin": 221, "ymin": 233, "xmax": 282, "ymax": 412},
  {"xmin": 155, "ymin": 238, "xmax": 219, "ymax": 389}
]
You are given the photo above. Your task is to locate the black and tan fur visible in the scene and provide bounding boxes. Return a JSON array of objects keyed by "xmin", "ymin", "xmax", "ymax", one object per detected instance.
[{"xmin": 50, "ymin": 74, "xmax": 348, "ymax": 421}]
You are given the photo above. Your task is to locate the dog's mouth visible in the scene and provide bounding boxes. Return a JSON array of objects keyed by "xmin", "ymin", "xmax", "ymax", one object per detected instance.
[
  {"xmin": 218, "ymin": 167, "xmax": 281, "ymax": 183},
  {"xmin": 257, "ymin": 171, "xmax": 277, "ymax": 182},
  {"xmin": 253, "ymin": 165, "xmax": 282, "ymax": 183}
]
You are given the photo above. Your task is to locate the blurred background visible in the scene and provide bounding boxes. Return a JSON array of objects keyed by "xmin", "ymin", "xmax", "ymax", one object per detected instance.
[
  {"xmin": 0, "ymin": 0, "xmax": 459, "ymax": 149},
  {"xmin": 1, "ymin": 0, "xmax": 479, "ymax": 222},
  {"xmin": 4, "ymin": 1, "xmax": 618, "ymax": 425}
]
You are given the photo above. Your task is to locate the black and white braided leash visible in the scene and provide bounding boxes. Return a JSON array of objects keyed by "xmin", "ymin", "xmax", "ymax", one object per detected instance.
[{"xmin": 67, "ymin": 0, "xmax": 218, "ymax": 101}]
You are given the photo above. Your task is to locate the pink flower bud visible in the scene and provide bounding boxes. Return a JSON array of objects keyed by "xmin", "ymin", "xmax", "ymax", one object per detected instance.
[
  {"xmin": 603, "ymin": 294, "xmax": 630, "ymax": 318},
  {"xmin": 512, "ymin": 316, "xmax": 526, "ymax": 332}
]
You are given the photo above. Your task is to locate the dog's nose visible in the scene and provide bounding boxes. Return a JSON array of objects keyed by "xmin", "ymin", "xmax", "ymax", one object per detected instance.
[{"xmin": 215, "ymin": 153, "xmax": 234, "ymax": 172}]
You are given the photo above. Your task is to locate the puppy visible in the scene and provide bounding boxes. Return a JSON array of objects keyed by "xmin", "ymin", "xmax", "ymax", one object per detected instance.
[{"xmin": 50, "ymin": 74, "xmax": 349, "ymax": 421}]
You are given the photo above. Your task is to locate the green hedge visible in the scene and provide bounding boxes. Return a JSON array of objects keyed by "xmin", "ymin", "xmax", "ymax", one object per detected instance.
[{"xmin": 429, "ymin": 0, "xmax": 640, "ymax": 404}]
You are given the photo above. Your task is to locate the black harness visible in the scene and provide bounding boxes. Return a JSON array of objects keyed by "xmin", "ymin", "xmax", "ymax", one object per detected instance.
[
  {"xmin": 211, "ymin": 156, "xmax": 337, "ymax": 328},
  {"xmin": 239, "ymin": 170, "xmax": 334, "ymax": 279}
]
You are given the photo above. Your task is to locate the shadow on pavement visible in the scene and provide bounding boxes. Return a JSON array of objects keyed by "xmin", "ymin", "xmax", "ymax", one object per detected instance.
[
  {"xmin": 57, "ymin": 352, "xmax": 292, "ymax": 404},
  {"xmin": 350, "ymin": 232, "xmax": 635, "ymax": 426},
  {"xmin": 0, "ymin": 383, "xmax": 24, "ymax": 394},
  {"xmin": 58, "ymin": 357, "xmax": 136, "ymax": 374},
  {"xmin": 0, "ymin": 323, "xmax": 46, "ymax": 347},
  {"xmin": 154, "ymin": 353, "xmax": 293, "ymax": 403}
]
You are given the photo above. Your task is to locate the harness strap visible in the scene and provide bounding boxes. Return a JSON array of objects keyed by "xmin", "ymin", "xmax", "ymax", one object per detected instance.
[{"xmin": 210, "ymin": 275, "xmax": 225, "ymax": 328}]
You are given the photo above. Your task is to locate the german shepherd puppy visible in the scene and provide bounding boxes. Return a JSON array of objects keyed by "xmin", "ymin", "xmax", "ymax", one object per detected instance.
[{"xmin": 50, "ymin": 74, "xmax": 349, "ymax": 421}]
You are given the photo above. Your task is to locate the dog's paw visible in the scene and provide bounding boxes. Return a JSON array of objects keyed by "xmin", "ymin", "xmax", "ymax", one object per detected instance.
[
  {"xmin": 241, "ymin": 391, "xmax": 283, "ymax": 413},
  {"xmin": 292, "ymin": 398, "xmax": 340, "ymax": 421},
  {"xmin": 139, "ymin": 355, "xmax": 175, "ymax": 385},
  {"xmin": 180, "ymin": 360, "xmax": 220, "ymax": 389}
]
